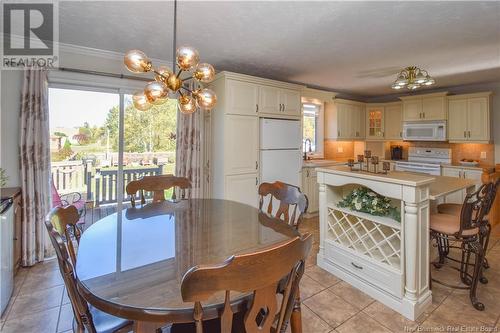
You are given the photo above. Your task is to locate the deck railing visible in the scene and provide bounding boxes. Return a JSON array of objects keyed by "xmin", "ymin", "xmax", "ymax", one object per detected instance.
[{"xmin": 51, "ymin": 161, "xmax": 88, "ymax": 193}]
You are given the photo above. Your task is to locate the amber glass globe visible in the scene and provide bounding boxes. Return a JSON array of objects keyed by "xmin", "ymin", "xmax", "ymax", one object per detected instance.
[
  {"xmin": 154, "ymin": 65, "xmax": 173, "ymax": 84},
  {"xmin": 194, "ymin": 63, "xmax": 215, "ymax": 83},
  {"xmin": 176, "ymin": 46, "xmax": 200, "ymax": 70},
  {"xmin": 178, "ymin": 95, "xmax": 196, "ymax": 114},
  {"xmin": 144, "ymin": 81, "xmax": 169, "ymax": 105},
  {"xmin": 195, "ymin": 88, "xmax": 217, "ymax": 110},
  {"xmin": 124, "ymin": 50, "xmax": 152, "ymax": 73},
  {"xmin": 132, "ymin": 91, "xmax": 152, "ymax": 111}
]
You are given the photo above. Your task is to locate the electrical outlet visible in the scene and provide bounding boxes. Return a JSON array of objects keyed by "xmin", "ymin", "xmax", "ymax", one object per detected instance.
[
  {"xmin": 480, "ymin": 151, "xmax": 487, "ymax": 159},
  {"xmin": 338, "ymin": 146, "xmax": 344, "ymax": 153}
]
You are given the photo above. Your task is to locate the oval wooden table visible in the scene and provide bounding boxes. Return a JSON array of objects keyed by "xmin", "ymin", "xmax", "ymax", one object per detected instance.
[{"xmin": 75, "ymin": 199, "xmax": 303, "ymax": 332}]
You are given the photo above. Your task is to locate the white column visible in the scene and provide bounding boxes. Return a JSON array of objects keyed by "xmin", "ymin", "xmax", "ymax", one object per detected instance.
[
  {"xmin": 404, "ymin": 202, "xmax": 418, "ymax": 301},
  {"xmin": 318, "ymin": 183, "xmax": 326, "ymax": 256}
]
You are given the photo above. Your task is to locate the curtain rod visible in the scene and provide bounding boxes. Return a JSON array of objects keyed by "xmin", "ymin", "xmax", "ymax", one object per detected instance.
[{"xmin": 57, "ymin": 67, "xmax": 150, "ymax": 82}]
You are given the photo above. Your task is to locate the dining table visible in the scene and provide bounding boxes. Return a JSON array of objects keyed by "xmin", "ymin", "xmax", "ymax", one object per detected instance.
[{"xmin": 75, "ymin": 198, "xmax": 303, "ymax": 333}]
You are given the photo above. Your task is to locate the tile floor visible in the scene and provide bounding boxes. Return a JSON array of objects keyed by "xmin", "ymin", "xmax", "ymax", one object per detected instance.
[{"xmin": 1, "ymin": 217, "xmax": 499, "ymax": 333}]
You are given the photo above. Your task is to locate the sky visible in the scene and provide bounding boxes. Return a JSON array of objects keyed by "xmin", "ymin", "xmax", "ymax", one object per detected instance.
[{"xmin": 48, "ymin": 88, "xmax": 120, "ymax": 129}]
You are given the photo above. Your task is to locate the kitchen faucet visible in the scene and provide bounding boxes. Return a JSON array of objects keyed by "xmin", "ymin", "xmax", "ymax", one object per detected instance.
[{"xmin": 303, "ymin": 138, "xmax": 312, "ymax": 160}]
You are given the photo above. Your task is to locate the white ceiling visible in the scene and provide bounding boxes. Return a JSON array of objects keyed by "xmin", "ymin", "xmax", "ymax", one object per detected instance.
[{"xmin": 59, "ymin": 1, "xmax": 500, "ymax": 97}]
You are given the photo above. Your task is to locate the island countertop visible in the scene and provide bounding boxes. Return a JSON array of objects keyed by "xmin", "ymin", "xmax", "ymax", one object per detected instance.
[{"xmin": 316, "ymin": 166, "xmax": 476, "ymax": 200}]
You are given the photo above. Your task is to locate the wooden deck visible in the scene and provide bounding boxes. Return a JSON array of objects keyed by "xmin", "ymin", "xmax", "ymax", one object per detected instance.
[{"xmin": 81, "ymin": 202, "xmax": 132, "ymax": 230}]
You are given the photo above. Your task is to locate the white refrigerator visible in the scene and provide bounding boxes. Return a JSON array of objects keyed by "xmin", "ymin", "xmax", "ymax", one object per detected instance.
[{"xmin": 260, "ymin": 118, "xmax": 302, "ymax": 187}]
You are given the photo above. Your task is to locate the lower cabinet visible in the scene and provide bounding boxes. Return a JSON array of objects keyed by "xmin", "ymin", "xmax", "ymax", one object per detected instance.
[
  {"xmin": 442, "ymin": 167, "xmax": 483, "ymax": 204},
  {"xmin": 302, "ymin": 167, "xmax": 319, "ymax": 214},
  {"xmin": 225, "ymin": 173, "xmax": 259, "ymax": 208}
]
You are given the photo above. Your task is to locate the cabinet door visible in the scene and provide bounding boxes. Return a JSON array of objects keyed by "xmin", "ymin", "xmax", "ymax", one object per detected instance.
[
  {"xmin": 366, "ymin": 107, "xmax": 384, "ymax": 140},
  {"xmin": 309, "ymin": 174, "xmax": 319, "ymax": 213},
  {"xmin": 403, "ymin": 99, "xmax": 422, "ymax": 121},
  {"xmin": 13, "ymin": 196, "xmax": 22, "ymax": 269},
  {"xmin": 225, "ymin": 173, "xmax": 259, "ymax": 208},
  {"xmin": 227, "ymin": 80, "xmax": 259, "ymax": 116},
  {"xmin": 442, "ymin": 167, "xmax": 465, "ymax": 204},
  {"xmin": 280, "ymin": 89, "xmax": 301, "ymax": 116},
  {"xmin": 258, "ymin": 86, "xmax": 280, "ymax": 114},
  {"xmin": 463, "ymin": 169, "xmax": 483, "ymax": 191},
  {"xmin": 448, "ymin": 99, "xmax": 468, "ymax": 141},
  {"xmin": 337, "ymin": 103, "xmax": 352, "ymax": 139},
  {"xmin": 225, "ymin": 116, "xmax": 259, "ymax": 174},
  {"xmin": 467, "ymin": 97, "xmax": 489, "ymax": 141},
  {"xmin": 384, "ymin": 104, "xmax": 402, "ymax": 140},
  {"xmin": 422, "ymin": 97, "xmax": 446, "ymax": 120},
  {"xmin": 351, "ymin": 105, "xmax": 364, "ymax": 139}
]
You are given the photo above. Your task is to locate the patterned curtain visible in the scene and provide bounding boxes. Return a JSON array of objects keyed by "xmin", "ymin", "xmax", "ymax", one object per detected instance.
[
  {"xmin": 175, "ymin": 107, "xmax": 202, "ymax": 198},
  {"xmin": 19, "ymin": 68, "xmax": 51, "ymax": 266}
]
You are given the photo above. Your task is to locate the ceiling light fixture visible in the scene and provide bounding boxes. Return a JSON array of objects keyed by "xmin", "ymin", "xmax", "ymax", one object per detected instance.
[
  {"xmin": 391, "ymin": 66, "xmax": 435, "ymax": 91},
  {"xmin": 123, "ymin": 0, "xmax": 216, "ymax": 114}
]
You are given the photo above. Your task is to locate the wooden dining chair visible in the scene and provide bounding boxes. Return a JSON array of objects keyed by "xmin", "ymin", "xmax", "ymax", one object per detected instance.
[
  {"xmin": 48, "ymin": 205, "xmax": 81, "ymax": 267},
  {"xmin": 126, "ymin": 175, "xmax": 191, "ymax": 207},
  {"xmin": 180, "ymin": 233, "xmax": 312, "ymax": 333},
  {"xmin": 45, "ymin": 207, "xmax": 133, "ymax": 333},
  {"xmin": 258, "ymin": 181, "xmax": 308, "ymax": 228}
]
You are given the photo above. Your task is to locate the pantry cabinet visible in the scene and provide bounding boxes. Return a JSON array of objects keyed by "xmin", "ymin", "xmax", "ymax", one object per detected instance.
[
  {"xmin": 326, "ymin": 99, "xmax": 365, "ymax": 140},
  {"xmin": 448, "ymin": 92, "xmax": 491, "ymax": 143},
  {"xmin": 400, "ymin": 92, "xmax": 448, "ymax": 121},
  {"xmin": 226, "ymin": 80, "xmax": 259, "ymax": 116}
]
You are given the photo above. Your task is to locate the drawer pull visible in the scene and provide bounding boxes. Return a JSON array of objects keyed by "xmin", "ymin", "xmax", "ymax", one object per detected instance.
[{"xmin": 351, "ymin": 262, "xmax": 363, "ymax": 270}]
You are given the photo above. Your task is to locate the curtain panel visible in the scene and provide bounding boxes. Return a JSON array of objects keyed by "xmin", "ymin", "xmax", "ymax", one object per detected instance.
[{"xmin": 19, "ymin": 67, "xmax": 52, "ymax": 266}]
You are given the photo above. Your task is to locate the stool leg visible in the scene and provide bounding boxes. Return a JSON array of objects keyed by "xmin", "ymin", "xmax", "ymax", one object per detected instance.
[{"xmin": 468, "ymin": 240, "xmax": 485, "ymax": 311}]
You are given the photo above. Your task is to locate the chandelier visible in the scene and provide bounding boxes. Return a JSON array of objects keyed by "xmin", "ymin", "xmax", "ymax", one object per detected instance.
[
  {"xmin": 123, "ymin": 0, "xmax": 216, "ymax": 114},
  {"xmin": 391, "ymin": 66, "xmax": 435, "ymax": 90}
]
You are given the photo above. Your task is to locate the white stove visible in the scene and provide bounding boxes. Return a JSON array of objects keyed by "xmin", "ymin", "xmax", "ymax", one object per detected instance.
[{"xmin": 395, "ymin": 147, "xmax": 451, "ymax": 176}]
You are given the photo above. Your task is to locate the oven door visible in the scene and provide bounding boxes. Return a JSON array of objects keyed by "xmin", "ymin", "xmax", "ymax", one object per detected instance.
[
  {"xmin": 402, "ymin": 122, "xmax": 446, "ymax": 141},
  {"xmin": 395, "ymin": 163, "xmax": 441, "ymax": 175}
]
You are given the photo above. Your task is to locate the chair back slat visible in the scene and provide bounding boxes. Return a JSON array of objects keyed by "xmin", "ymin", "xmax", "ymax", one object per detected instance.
[
  {"xmin": 181, "ymin": 234, "xmax": 312, "ymax": 333},
  {"xmin": 259, "ymin": 181, "xmax": 308, "ymax": 227},
  {"xmin": 126, "ymin": 175, "xmax": 191, "ymax": 207},
  {"xmin": 48, "ymin": 205, "xmax": 81, "ymax": 266},
  {"xmin": 458, "ymin": 183, "xmax": 493, "ymax": 236},
  {"xmin": 45, "ymin": 208, "xmax": 95, "ymax": 332}
]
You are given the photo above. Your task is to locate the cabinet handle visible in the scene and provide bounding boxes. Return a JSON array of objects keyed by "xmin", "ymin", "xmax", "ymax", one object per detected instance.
[
  {"xmin": 256, "ymin": 104, "xmax": 259, "ymax": 112},
  {"xmin": 283, "ymin": 104, "xmax": 286, "ymax": 112},
  {"xmin": 255, "ymin": 161, "xmax": 258, "ymax": 170},
  {"xmin": 307, "ymin": 169, "xmax": 310, "ymax": 177},
  {"xmin": 338, "ymin": 130, "xmax": 340, "ymax": 137},
  {"xmin": 255, "ymin": 177, "xmax": 258, "ymax": 185},
  {"xmin": 464, "ymin": 131, "xmax": 467, "ymax": 138},
  {"xmin": 351, "ymin": 262, "xmax": 363, "ymax": 270},
  {"xmin": 468, "ymin": 131, "xmax": 471, "ymax": 138},
  {"xmin": 400, "ymin": 131, "xmax": 402, "ymax": 137},
  {"xmin": 423, "ymin": 112, "xmax": 425, "ymax": 118}
]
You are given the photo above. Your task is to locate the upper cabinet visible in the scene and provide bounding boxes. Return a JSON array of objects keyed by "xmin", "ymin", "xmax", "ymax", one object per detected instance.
[
  {"xmin": 279, "ymin": 89, "xmax": 302, "ymax": 116},
  {"xmin": 384, "ymin": 103, "xmax": 403, "ymax": 140},
  {"xmin": 258, "ymin": 86, "xmax": 301, "ymax": 117},
  {"xmin": 325, "ymin": 99, "xmax": 365, "ymax": 140},
  {"xmin": 227, "ymin": 80, "xmax": 259, "ymax": 116},
  {"xmin": 366, "ymin": 105, "xmax": 384, "ymax": 140},
  {"xmin": 448, "ymin": 92, "xmax": 491, "ymax": 143},
  {"xmin": 364, "ymin": 102, "xmax": 402, "ymax": 141},
  {"xmin": 400, "ymin": 92, "xmax": 448, "ymax": 121}
]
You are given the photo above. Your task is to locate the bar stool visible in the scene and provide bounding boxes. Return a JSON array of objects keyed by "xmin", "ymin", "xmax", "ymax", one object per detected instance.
[
  {"xmin": 437, "ymin": 179, "xmax": 499, "ymax": 270},
  {"xmin": 430, "ymin": 183, "xmax": 493, "ymax": 310}
]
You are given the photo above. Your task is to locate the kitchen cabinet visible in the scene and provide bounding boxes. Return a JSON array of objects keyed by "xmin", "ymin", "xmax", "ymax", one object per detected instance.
[
  {"xmin": 325, "ymin": 99, "xmax": 365, "ymax": 140},
  {"xmin": 400, "ymin": 92, "xmax": 448, "ymax": 121},
  {"xmin": 448, "ymin": 92, "xmax": 491, "ymax": 143},
  {"xmin": 384, "ymin": 103, "xmax": 403, "ymax": 140},
  {"xmin": 442, "ymin": 167, "xmax": 483, "ymax": 204},
  {"xmin": 225, "ymin": 173, "xmax": 259, "ymax": 208},
  {"xmin": 366, "ymin": 106, "xmax": 384, "ymax": 140},
  {"xmin": 209, "ymin": 71, "xmax": 304, "ymax": 206},
  {"xmin": 302, "ymin": 167, "xmax": 319, "ymax": 214},
  {"xmin": 226, "ymin": 80, "xmax": 259, "ymax": 116}
]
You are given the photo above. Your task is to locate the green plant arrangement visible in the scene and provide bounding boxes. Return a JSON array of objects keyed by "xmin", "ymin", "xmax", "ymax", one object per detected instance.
[
  {"xmin": 0, "ymin": 168, "xmax": 8, "ymax": 188},
  {"xmin": 338, "ymin": 187, "xmax": 401, "ymax": 222}
]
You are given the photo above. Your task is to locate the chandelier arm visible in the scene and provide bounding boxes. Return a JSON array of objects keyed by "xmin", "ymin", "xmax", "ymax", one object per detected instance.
[
  {"xmin": 176, "ymin": 68, "xmax": 183, "ymax": 78},
  {"xmin": 152, "ymin": 70, "xmax": 169, "ymax": 80},
  {"xmin": 181, "ymin": 86, "xmax": 193, "ymax": 93}
]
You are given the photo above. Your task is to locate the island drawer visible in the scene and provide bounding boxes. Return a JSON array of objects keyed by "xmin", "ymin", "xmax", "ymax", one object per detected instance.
[{"xmin": 324, "ymin": 240, "xmax": 403, "ymax": 298}]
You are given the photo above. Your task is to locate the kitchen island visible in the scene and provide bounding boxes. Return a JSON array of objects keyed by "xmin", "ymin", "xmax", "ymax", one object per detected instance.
[{"xmin": 315, "ymin": 166, "xmax": 475, "ymax": 320}]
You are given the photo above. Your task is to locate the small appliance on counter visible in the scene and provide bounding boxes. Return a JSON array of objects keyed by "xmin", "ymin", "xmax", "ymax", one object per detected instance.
[{"xmin": 390, "ymin": 145, "xmax": 403, "ymax": 160}]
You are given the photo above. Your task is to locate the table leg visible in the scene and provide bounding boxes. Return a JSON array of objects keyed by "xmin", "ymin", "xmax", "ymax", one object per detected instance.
[
  {"xmin": 134, "ymin": 321, "xmax": 163, "ymax": 333},
  {"xmin": 290, "ymin": 286, "xmax": 303, "ymax": 333}
]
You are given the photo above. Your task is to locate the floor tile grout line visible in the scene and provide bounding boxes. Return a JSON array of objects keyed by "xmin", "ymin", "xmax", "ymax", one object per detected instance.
[
  {"xmin": 55, "ymin": 287, "xmax": 66, "ymax": 333},
  {"xmin": 0, "ymin": 267, "xmax": 29, "ymax": 324},
  {"xmin": 301, "ymin": 303, "xmax": 334, "ymax": 331}
]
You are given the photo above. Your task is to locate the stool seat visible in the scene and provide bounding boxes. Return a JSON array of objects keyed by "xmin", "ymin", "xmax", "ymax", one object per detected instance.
[
  {"xmin": 430, "ymin": 213, "xmax": 478, "ymax": 237},
  {"xmin": 437, "ymin": 203, "xmax": 462, "ymax": 216}
]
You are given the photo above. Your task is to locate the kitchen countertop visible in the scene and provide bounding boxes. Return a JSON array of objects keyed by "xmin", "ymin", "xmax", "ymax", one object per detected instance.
[
  {"xmin": 429, "ymin": 176, "xmax": 476, "ymax": 200},
  {"xmin": 302, "ymin": 159, "xmax": 348, "ymax": 168},
  {"xmin": 382, "ymin": 159, "xmax": 490, "ymax": 171}
]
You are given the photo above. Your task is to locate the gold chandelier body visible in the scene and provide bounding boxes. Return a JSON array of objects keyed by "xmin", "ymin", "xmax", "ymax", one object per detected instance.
[
  {"xmin": 391, "ymin": 66, "xmax": 435, "ymax": 90},
  {"xmin": 124, "ymin": 48, "xmax": 216, "ymax": 114}
]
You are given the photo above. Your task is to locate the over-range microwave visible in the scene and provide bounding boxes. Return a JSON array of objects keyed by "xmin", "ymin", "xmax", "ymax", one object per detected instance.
[{"xmin": 402, "ymin": 121, "xmax": 446, "ymax": 141}]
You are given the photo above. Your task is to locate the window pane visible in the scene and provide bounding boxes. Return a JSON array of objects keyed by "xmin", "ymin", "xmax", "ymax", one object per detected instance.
[
  {"xmin": 121, "ymin": 95, "xmax": 177, "ymax": 202},
  {"xmin": 303, "ymin": 103, "xmax": 319, "ymax": 152}
]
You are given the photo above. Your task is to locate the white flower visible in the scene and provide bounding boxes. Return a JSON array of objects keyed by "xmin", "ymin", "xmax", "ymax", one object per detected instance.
[
  {"xmin": 355, "ymin": 202, "xmax": 362, "ymax": 210},
  {"xmin": 372, "ymin": 198, "xmax": 378, "ymax": 206},
  {"xmin": 368, "ymin": 192, "xmax": 376, "ymax": 197}
]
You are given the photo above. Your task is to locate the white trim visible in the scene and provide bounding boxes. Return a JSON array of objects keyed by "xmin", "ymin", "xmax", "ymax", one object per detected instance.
[
  {"xmin": 301, "ymin": 98, "xmax": 324, "ymax": 159},
  {"xmin": 48, "ymin": 70, "xmax": 145, "ymax": 93}
]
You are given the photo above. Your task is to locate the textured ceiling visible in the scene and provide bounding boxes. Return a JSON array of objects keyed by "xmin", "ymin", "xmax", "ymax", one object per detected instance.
[{"xmin": 59, "ymin": 1, "xmax": 500, "ymax": 97}]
